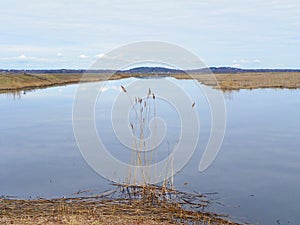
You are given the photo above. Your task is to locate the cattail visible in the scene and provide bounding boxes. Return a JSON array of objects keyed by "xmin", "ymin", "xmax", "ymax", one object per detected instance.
[
  {"xmin": 152, "ymin": 93, "xmax": 155, "ymax": 100},
  {"xmin": 130, "ymin": 123, "xmax": 134, "ymax": 130},
  {"xmin": 121, "ymin": 85, "xmax": 127, "ymax": 92},
  {"xmin": 192, "ymin": 102, "xmax": 195, "ymax": 108},
  {"xmin": 148, "ymin": 88, "xmax": 151, "ymax": 96}
]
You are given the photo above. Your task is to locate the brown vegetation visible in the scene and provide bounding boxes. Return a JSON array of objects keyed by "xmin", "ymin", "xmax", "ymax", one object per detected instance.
[
  {"xmin": 0, "ymin": 185, "xmax": 241, "ymax": 225},
  {"xmin": 192, "ymin": 72, "xmax": 300, "ymax": 90},
  {"xmin": 0, "ymin": 72, "xmax": 105, "ymax": 93},
  {"xmin": 1, "ymin": 71, "xmax": 300, "ymax": 93}
]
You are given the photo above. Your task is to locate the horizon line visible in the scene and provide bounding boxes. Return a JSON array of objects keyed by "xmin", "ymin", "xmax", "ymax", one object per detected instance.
[{"xmin": 1, "ymin": 66, "xmax": 300, "ymax": 71}]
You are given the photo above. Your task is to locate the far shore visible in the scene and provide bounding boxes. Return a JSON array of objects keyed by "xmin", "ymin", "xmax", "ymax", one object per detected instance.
[{"xmin": 1, "ymin": 71, "xmax": 300, "ymax": 94}]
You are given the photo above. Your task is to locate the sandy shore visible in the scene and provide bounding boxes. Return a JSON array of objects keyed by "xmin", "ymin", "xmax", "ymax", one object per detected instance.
[{"xmin": 1, "ymin": 71, "xmax": 300, "ymax": 93}]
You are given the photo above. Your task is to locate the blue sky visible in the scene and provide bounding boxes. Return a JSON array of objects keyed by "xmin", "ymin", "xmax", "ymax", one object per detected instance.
[{"xmin": 0, "ymin": 0, "xmax": 299, "ymax": 69}]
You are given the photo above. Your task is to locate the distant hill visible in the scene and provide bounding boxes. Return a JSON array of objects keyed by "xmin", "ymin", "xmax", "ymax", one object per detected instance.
[
  {"xmin": 121, "ymin": 67, "xmax": 300, "ymax": 74},
  {"xmin": 1, "ymin": 67, "xmax": 300, "ymax": 74},
  {"xmin": 117, "ymin": 67, "xmax": 183, "ymax": 74}
]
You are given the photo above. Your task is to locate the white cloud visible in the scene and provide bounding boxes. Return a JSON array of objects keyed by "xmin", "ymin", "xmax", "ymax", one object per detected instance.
[
  {"xmin": 232, "ymin": 63, "xmax": 241, "ymax": 68},
  {"xmin": 79, "ymin": 54, "xmax": 89, "ymax": 59},
  {"xmin": 18, "ymin": 54, "xmax": 28, "ymax": 60},
  {"xmin": 232, "ymin": 59, "xmax": 261, "ymax": 65},
  {"xmin": 95, "ymin": 53, "xmax": 107, "ymax": 59},
  {"xmin": 1, "ymin": 54, "xmax": 37, "ymax": 60}
]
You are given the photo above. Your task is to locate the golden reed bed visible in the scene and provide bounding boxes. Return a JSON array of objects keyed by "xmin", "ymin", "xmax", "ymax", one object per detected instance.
[{"xmin": 1, "ymin": 71, "xmax": 300, "ymax": 93}]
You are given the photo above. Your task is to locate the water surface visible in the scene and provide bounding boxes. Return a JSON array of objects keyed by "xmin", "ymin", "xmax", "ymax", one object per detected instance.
[{"xmin": 0, "ymin": 78, "xmax": 299, "ymax": 224}]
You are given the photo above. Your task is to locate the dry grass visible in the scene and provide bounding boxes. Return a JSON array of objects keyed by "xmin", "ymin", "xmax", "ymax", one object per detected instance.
[
  {"xmin": 193, "ymin": 72, "xmax": 300, "ymax": 90},
  {"xmin": 0, "ymin": 72, "xmax": 107, "ymax": 93},
  {"xmin": 0, "ymin": 215, "xmax": 170, "ymax": 225},
  {"xmin": 1, "ymin": 71, "xmax": 300, "ymax": 93},
  {"xmin": 0, "ymin": 184, "xmax": 241, "ymax": 225}
]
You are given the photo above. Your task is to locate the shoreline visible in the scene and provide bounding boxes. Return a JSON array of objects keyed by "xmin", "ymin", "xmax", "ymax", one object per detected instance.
[
  {"xmin": 1, "ymin": 71, "xmax": 300, "ymax": 93},
  {"xmin": 0, "ymin": 184, "xmax": 241, "ymax": 225}
]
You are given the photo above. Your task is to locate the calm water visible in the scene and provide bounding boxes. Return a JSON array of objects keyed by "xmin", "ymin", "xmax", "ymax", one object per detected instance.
[{"xmin": 0, "ymin": 78, "xmax": 299, "ymax": 224}]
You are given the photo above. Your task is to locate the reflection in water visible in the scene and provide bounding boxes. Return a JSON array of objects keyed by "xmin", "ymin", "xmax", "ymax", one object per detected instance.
[
  {"xmin": 3, "ymin": 90, "xmax": 35, "ymax": 100},
  {"xmin": 4, "ymin": 91, "xmax": 23, "ymax": 100},
  {"xmin": 222, "ymin": 89, "xmax": 235, "ymax": 100},
  {"xmin": 0, "ymin": 79, "xmax": 300, "ymax": 225},
  {"xmin": 93, "ymin": 78, "xmax": 191, "ymax": 185}
]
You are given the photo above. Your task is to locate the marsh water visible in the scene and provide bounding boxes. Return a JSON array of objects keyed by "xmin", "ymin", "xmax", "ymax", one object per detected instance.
[{"xmin": 0, "ymin": 77, "xmax": 300, "ymax": 224}]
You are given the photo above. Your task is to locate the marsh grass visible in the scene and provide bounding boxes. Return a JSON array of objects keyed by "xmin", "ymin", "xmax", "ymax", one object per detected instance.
[
  {"xmin": 1, "ymin": 71, "xmax": 300, "ymax": 93},
  {"xmin": 121, "ymin": 86, "xmax": 175, "ymax": 189},
  {"xmin": 0, "ymin": 184, "xmax": 240, "ymax": 224},
  {"xmin": 111, "ymin": 85, "xmax": 241, "ymax": 224}
]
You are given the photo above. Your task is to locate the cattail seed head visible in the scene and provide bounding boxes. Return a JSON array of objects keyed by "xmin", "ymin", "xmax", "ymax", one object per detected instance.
[{"xmin": 121, "ymin": 85, "xmax": 127, "ymax": 93}]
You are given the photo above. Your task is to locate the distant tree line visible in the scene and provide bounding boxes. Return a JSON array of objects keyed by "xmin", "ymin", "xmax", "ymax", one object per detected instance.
[{"xmin": 1, "ymin": 67, "xmax": 300, "ymax": 74}]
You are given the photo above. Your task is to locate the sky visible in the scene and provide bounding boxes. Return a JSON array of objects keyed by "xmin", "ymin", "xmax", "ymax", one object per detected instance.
[{"xmin": 0, "ymin": 0, "xmax": 299, "ymax": 69}]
